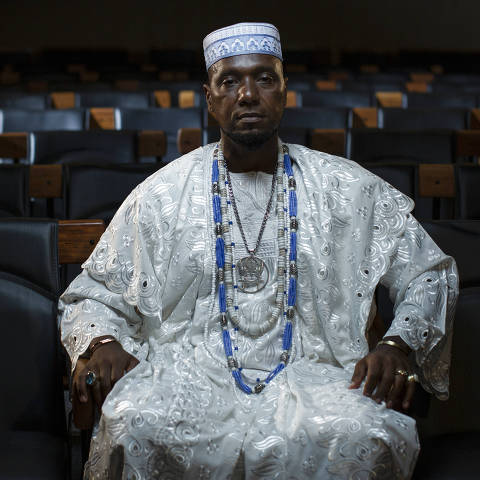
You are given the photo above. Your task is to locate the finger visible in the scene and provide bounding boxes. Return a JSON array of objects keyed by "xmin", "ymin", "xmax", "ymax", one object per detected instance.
[
  {"xmin": 91, "ymin": 380, "xmax": 103, "ymax": 411},
  {"xmin": 349, "ymin": 360, "xmax": 367, "ymax": 389},
  {"xmin": 363, "ymin": 363, "xmax": 381, "ymax": 398},
  {"xmin": 75, "ymin": 366, "xmax": 90, "ymax": 403},
  {"xmin": 99, "ymin": 363, "xmax": 112, "ymax": 404},
  {"xmin": 387, "ymin": 373, "xmax": 407, "ymax": 410},
  {"xmin": 402, "ymin": 379, "xmax": 416, "ymax": 411},
  {"xmin": 125, "ymin": 355, "xmax": 140, "ymax": 373},
  {"xmin": 373, "ymin": 370, "xmax": 395, "ymax": 404}
]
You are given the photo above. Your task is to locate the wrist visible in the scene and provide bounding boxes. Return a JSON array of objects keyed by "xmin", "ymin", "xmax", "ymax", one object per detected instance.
[
  {"xmin": 89, "ymin": 335, "xmax": 117, "ymax": 355},
  {"xmin": 377, "ymin": 337, "xmax": 411, "ymax": 356}
]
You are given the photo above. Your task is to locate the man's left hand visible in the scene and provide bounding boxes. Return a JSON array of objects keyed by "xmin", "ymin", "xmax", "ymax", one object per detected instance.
[{"xmin": 349, "ymin": 342, "xmax": 415, "ymax": 412}]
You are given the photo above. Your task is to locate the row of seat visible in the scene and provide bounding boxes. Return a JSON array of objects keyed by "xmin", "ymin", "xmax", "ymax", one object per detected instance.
[
  {"xmin": 1, "ymin": 216, "xmax": 478, "ymax": 479},
  {"xmin": 0, "ymin": 161, "xmax": 478, "ymax": 223}
]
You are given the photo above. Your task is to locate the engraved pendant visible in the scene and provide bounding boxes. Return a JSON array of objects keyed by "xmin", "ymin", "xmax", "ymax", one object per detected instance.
[{"xmin": 236, "ymin": 255, "xmax": 269, "ymax": 294}]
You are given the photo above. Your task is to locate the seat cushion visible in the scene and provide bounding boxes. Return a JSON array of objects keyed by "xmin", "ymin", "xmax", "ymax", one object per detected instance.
[
  {"xmin": 413, "ymin": 432, "xmax": 480, "ymax": 479},
  {"xmin": 0, "ymin": 431, "xmax": 66, "ymax": 479}
]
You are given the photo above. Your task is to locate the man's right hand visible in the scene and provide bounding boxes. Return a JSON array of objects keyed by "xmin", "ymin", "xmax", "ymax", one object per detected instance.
[{"xmin": 74, "ymin": 337, "xmax": 139, "ymax": 412}]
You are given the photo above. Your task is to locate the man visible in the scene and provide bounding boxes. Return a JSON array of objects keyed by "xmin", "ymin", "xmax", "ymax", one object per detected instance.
[{"xmin": 60, "ymin": 23, "xmax": 458, "ymax": 479}]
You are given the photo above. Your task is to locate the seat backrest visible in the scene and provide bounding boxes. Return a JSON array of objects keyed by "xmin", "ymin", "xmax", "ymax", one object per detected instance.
[
  {"xmin": 64, "ymin": 163, "xmax": 160, "ymax": 223},
  {"xmin": 378, "ymin": 108, "xmax": 469, "ymax": 130},
  {"xmin": 0, "ymin": 218, "xmax": 64, "ymax": 435},
  {"xmin": 348, "ymin": 129, "xmax": 454, "ymax": 164},
  {"xmin": 0, "ymin": 93, "xmax": 49, "ymax": 109},
  {"xmin": 362, "ymin": 162, "xmax": 416, "ymax": 199},
  {"xmin": 0, "ymin": 108, "xmax": 86, "ymax": 132},
  {"xmin": 456, "ymin": 165, "xmax": 480, "ymax": 219},
  {"xmin": 77, "ymin": 91, "xmax": 152, "ymax": 108},
  {"xmin": 281, "ymin": 106, "xmax": 352, "ymax": 129},
  {"xmin": 32, "ymin": 130, "xmax": 137, "ymax": 164},
  {"xmin": 300, "ymin": 90, "xmax": 371, "ymax": 108},
  {"xmin": 0, "ymin": 165, "xmax": 30, "ymax": 217},
  {"xmin": 406, "ymin": 92, "xmax": 477, "ymax": 109}
]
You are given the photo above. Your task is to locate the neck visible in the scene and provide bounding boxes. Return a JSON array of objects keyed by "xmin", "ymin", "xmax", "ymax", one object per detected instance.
[{"xmin": 221, "ymin": 133, "xmax": 279, "ymax": 174}]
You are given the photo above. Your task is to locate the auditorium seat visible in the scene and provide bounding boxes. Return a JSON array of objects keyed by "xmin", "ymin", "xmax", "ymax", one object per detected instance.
[
  {"xmin": 406, "ymin": 92, "xmax": 477, "ymax": 109},
  {"xmin": 31, "ymin": 130, "xmax": 138, "ymax": 164},
  {"xmin": 299, "ymin": 90, "xmax": 372, "ymax": 108},
  {"xmin": 77, "ymin": 91, "xmax": 153, "ymax": 108},
  {"xmin": 0, "ymin": 165, "xmax": 30, "ymax": 216},
  {"xmin": 117, "ymin": 107, "xmax": 202, "ymax": 162},
  {"xmin": 0, "ymin": 93, "xmax": 50, "ymax": 109},
  {"xmin": 362, "ymin": 162, "xmax": 416, "ymax": 200},
  {"xmin": 348, "ymin": 129, "xmax": 453, "ymax": 164},
  {"xmin": 0, "ymin": 218, "xmax": 67, "ymax": 480},
  {"xmin": 456, "ymin": 165, "xmax": 480, "ymax": 219},
  {"xmin": 63, "ymin": 163, "xmax": 159, "ymax": 223},
  {"xmin": 378, "ymin": 108, "xmax": 470, "ymax": 130},
  {"xmin": 281, "ymin": 106, "xmax": 353, "ymax": 129},
  {"xmin": 0, "ymin": 108, "xmax": 87, "ymax": 132}
]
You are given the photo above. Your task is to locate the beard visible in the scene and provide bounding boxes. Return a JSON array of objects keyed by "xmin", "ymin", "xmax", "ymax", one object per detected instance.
[{"xmin": 221, "ymin": 126, "xmax": 278, "ymax": 151}]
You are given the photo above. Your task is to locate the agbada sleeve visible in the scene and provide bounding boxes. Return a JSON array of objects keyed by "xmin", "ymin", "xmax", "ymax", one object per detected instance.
[
  {"xmin": 59, "ymin": 182, "xmax": 167, "ymax": 370},
  {"xmin": 381, "ymin": 213, "xmax": 459, "ymax": 400}
]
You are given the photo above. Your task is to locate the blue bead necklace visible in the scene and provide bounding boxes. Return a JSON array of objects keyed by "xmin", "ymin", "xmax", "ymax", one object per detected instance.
[{"xmin": 211, "ymin": 143, "xmax": 298, "ymax": 394}]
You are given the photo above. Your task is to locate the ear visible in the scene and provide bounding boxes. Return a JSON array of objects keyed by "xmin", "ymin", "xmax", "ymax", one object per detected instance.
[
  {"xmin": 282, "ymin": 76, "xmax": 288, "ymax": 107},
  {"xmin": 203, "ymin": 83, "xmax": 214, "ymax": 113}
]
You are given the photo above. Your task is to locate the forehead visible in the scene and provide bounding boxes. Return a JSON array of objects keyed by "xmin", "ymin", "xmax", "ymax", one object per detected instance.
[{"xmin": 209, "ymin": 53, "xmax": 283, "ymax": 75}]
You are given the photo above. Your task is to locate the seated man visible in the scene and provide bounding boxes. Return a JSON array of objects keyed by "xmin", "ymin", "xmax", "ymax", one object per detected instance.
[{"xmin": 60, "ymin": 23, "xmax": 458, "ymax": 479}]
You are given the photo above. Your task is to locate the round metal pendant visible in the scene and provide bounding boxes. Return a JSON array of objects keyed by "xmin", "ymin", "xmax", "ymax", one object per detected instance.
[{"xmin": 236, "ymin": 256, "xmax": 269, "ymax": 294}]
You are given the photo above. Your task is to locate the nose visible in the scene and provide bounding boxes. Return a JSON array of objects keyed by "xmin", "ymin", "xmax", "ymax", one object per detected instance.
[{"xmin": 238, "ymin": 77, "xmax": 259, "ymax": 104}]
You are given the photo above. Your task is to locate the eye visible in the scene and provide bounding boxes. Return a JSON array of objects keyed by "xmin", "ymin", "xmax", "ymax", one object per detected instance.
[
  {"xmin": 258, "ymin": 73, "xmax": 275, "ymax": 84},
  {"xmin": 221, "ymin": 77, "xmax": 237, "ymax": 87}
]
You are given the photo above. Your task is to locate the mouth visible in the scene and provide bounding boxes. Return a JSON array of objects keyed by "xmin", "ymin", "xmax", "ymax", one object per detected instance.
[{"xmin": 236, "ymin": 112, "xmax": 264, "ymax": 123}]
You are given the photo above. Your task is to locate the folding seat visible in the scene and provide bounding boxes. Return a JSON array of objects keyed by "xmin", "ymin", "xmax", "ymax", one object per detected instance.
[
  {"xmin": 413, "ymin": 220, "xmax": 480, "ymax": 479},
  {"xmin": 456, "ymin": 165, "xmax": 480, "ymax": 219},
  {"xmin": 63, "ymin": 163, "xmax": 160, "ymax": 223},
  {"xmin": 348, "ymin": 129, "xmax": 454, "ymax": 164},
  {"xmin": 0, "ymin": 93, "xmax": 50, "ymax": 109},
  {"xmin": 362, "ymin": 162, "xmax": 416, "ymax": 200},
  {"xmin": 299, "ymin": 90, "xmax": 371, "ymax": 108},
  {"xmin": 0, "ymin": 165, "xmax": 30, "ymax": 216},
  {"xmin": 406, "ymin": 92, "xmax": 477, "ymax": 108},
  {"xmin": 0, "ymin": 108, "xmax": 86, "ymax": 132},
  {"xmin": 77, "ymin": 91, "xmax": 153, "ymax": 108},
  {"xmin": 0, "ymin": 218, "xmax": 67, "ymax": 479},
  {"xmin": 281, "ymin": 106, "xmax": 352, "ymax": 129},
  {"xmin": 31, "ymin": 130, "xmax": 138, "ymax": 164},
  {"xmin": 378, "ymin": 108, "xmax": 469, "ymax": 130},
  {"xmin": 117, "ymin": 107, "xmax": 202, "ymax": 163}
]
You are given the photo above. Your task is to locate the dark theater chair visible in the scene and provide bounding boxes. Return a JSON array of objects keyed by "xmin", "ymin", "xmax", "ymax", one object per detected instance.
[
  {"xmin": 0, "ymin": 165, "xmax": 30, "ymax": 216},
  {"xmin": 378, "ymin": 108, "xmax": 470, "ymax": 130}
]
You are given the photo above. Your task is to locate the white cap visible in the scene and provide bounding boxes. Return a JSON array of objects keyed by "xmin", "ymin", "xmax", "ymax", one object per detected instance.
[{"xmin": 203, "ymin": 22, "xmax": 282, "ymax": 70}]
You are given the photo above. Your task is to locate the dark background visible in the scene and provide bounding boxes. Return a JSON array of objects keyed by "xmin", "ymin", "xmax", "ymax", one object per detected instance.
[{"xmin": 2, "ymin": 0, "xmax": 478, "ymax": 52}]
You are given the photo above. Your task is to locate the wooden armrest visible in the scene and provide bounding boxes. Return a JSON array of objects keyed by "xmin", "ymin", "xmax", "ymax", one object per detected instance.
[
  {"xmin": 410, "ymin": 72, "xmax": 434, "ymax": 83},
  {"xmin": 154, "ymin": 90, "xmax": 171, "ymax": 108},
  {"xmin": 418, "ymin": 164, "xmax": 455, "ymax": 198},
  {"xmin": 406, "ymin": 82, "xmax": 429, "ymax": 93},
  {"xmin": 29, "ymin": 164, "xmax": 62, "ymax": 198},
  {"xmin": 58, "ymin": 219, "xmax": 105, "ymax": 264},
  {"xmin": 315, "ymin": 80, "xmax": 337, "ymax": 91},
  {"xmin": 89, "ymin": 108, "xmax": 115, "ymax": 130},
  {"xmin": 51, "ymin": 92, "xmax": 76, "ymax": 109},
  {"xmin": 310, "ymin": 129, "xmax": 345, "ymax": 157},
  {"xmin": 470, "ymin": 109, "xmax": 480, "ymax": 130},
  {"xmin": 72, "ymin": 357, "xmax": 95, "ymax": 429},
  {"xmin": 177, "ymin": 128, "xmax": 202, "ymax": 155},
  {"xmin": 178, "ymin": 90, "xmax": 196, "ymax": 108},
  {"xmin": 285, "ymin": 91, "xmax": 297, "ymax": 108},
  {"xmin": 0, "ymin": 132, "xmax": 28, "ymax": 158},
  {"xmin": 456, "ymin": 130, "xmax": 480, "ymax": 156},
  {"xmin": 375, "ymin": 92, "xmax": 403, "ymax": 108},
  {"xmin": 353, "ymin": 107, "xmax": 378, "ymax": 128},
  {"xmin": 138, "ymin": 130, "xmax": 167, "ymax": 158}
]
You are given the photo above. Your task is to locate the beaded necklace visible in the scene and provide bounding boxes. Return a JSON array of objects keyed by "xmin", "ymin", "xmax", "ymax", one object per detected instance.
[{"xmin": 211, "ymin": 142, "xmax": 298, "ymax": 394}]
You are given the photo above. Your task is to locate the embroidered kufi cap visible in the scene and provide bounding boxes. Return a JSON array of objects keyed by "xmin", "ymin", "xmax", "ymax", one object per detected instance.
[{"xmin": 203, "ymin": 22, "xmax": 283, "ymax": 70}]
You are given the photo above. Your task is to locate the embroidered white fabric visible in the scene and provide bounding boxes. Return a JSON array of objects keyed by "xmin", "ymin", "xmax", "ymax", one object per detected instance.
[{"xmin": 59, "ymin": 144, "xmax": 458, "ymax": 479}]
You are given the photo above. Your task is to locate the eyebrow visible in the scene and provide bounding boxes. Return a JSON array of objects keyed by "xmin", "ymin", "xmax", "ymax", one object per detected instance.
[{"xmin": 216, "ymin": 65, "xmax": 279, "ymax": 78}]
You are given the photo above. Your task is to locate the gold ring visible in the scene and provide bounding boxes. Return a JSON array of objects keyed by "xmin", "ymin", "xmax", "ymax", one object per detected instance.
[
  {"xmin": 407, "ymin": 373, "xmax": 419, "ymax": 383},
  {"xmin": 394, "ymin": 369, "xmax": 409, "ymax": 377}
]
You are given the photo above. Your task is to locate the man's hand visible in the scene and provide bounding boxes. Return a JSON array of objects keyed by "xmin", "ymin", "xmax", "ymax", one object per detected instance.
[
  {"xmin": 349, "ymin": 339, "xmax": 415, "ymax": 412},
  {"xmin": 74, "ymin": 337, "xmax": 139, "ymax": 411}
]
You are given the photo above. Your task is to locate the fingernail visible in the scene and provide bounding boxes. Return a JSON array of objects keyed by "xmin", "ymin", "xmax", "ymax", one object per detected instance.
[
  {"xmin": 80, "ymin": 395, "xmax": 87, "ymax": 403},
  {"xmin": 387, "ymin": 401, "xmax": 392, "ymax": 408},
  {"xmin": 403, "ymin": 401, "xmax": 410, "ymax": 409}
]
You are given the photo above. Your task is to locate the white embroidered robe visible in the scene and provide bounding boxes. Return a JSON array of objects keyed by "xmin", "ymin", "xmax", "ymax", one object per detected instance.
[{"xmin": 60, "ymin": 144, "xmax": 458, "ymax": 479}]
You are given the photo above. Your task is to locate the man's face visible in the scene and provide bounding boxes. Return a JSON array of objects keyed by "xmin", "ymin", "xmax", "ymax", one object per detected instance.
[{"xmin": 204, "ymin": 54, "xmax": 287, "ymax": 150}]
